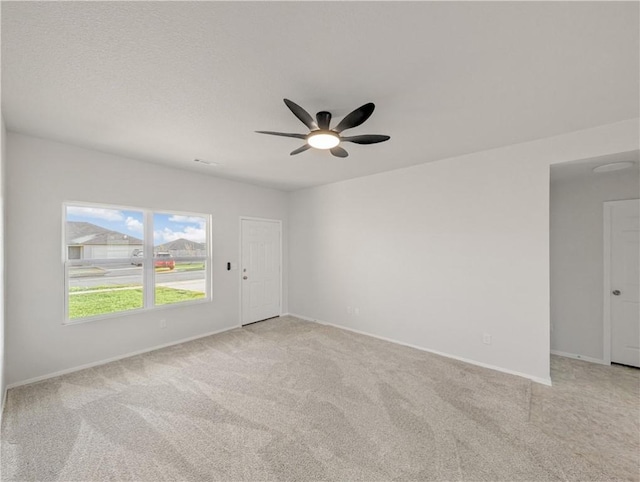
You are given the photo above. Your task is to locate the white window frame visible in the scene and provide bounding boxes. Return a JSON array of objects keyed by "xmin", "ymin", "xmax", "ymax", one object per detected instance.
[{"xmin": 62, "ymin": 201, "xmax": 212, "ymax": 325}]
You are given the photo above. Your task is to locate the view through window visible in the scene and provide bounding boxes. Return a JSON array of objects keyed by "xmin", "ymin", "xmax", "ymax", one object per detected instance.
[{"xmin": 65, "ymin": 204, "xmax": 210, "ymax": 321}]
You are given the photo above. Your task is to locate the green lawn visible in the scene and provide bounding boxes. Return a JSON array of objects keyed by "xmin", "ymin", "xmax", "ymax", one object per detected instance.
[
  {"xmin": 174, "ymin": 262, "xmax": 205, "ymax": 272},
  {"xmin": 69, "ymin": 286, "xmax": 205, "ymax": 319},
  {"xmin": 154, "ymin": 287, "xmax": 205, "ymax": 306}
]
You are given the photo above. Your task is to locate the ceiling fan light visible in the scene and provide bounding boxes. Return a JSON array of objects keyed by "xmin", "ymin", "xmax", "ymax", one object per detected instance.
[
  {"xmin": 307, "ymin": 131, "xmax": 340, "ymax": 149},
  {"xmin": 592, "ymin": 161, "xmax": 634, "ymax": 173}
]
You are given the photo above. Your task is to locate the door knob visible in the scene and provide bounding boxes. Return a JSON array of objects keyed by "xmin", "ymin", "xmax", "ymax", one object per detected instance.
[
  {"xmin": 243, "ymin": 276, "xmax": 248, "ymax": 280},
  {"xmin": 612, "ymin": 290, "xmax": 621, "ymax": 296}
]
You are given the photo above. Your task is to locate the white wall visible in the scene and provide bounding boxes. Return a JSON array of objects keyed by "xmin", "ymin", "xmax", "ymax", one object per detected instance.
[
  {"xmin": 0, "ymin": 116, "xmax": 6, "ymax": 414},
  {"xmin": 288, "ymin": 119, "xmax": 639, "ymax": 384},
  {"xmin": 550, "ymin": 163, "xmax": 639, "ymax": 361},
  {"xmin": 5, "ymin": 133, "xmax": 289, "ymax": 385}
]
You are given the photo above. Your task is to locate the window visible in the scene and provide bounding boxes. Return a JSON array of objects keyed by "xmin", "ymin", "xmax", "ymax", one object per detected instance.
[
  {"xmin": 64, "ymin": 203, "xmax": 211, "ymax": 323},
  {"xmin": 153, "ymin": 212, "xmax": 208, "ymax": 307}
]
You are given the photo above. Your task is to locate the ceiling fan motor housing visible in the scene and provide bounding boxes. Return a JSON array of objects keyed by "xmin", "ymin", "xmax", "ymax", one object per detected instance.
[{"xmin": 316, "ymin": 111, "xmax": 332, "ymax": 130}]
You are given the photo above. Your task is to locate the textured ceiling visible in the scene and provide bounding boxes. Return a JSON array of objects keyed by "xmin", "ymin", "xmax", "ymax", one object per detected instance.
[{"xmin": 2, "ymin": 1, "xmax": 639, "ymax": 191}]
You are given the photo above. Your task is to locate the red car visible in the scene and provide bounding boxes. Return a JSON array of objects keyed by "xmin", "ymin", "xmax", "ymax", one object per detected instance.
[
  {"xmin": 154, "ymin": 252, "xmax": 175, "ymax": 270},
  {"xmin": 131, "ymin": 251, "xmax": 175, "ymax": 270}
]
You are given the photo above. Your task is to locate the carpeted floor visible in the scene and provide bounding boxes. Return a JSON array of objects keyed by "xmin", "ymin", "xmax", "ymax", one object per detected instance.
[{"xmin": 1, "ymin": 316, "xmax": 638, "ymax": 481}]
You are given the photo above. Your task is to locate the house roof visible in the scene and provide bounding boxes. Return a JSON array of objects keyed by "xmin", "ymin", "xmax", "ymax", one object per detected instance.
[
  {"xmin": 67, "ymin": 221, "xmax": 143, "ymax": 246},
  {"xmin": 155, "ymin": 238, "xmax": 206, "ymax": 251}
]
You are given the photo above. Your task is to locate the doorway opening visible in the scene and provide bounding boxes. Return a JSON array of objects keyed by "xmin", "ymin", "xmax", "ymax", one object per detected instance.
[{"xmin": 549, "ymin": 151, "xmax": 639, "ymax": 368}]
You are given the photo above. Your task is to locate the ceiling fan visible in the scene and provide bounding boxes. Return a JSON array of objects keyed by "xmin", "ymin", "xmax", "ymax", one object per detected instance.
[{"xmin": 256, "ymin": 99, "xmax": 390, "ymax": 158}]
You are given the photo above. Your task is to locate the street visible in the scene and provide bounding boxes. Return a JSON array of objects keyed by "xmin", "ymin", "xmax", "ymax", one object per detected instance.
[{"xmin": 69, "ymin": 265, "xmax": 205, "ymax": 289}]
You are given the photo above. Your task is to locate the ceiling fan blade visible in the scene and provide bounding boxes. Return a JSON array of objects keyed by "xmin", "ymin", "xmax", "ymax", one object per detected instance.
[
  {"xmin": 316, "ymin": 111, "xmax": 332, "ymax": 130},
  {"xmin": 255, "ymin": 131, "xmax": 307, "ymax": 139},
  {"xmin": 333, "ymin": 103, "xmax": 375, "ymax": 133},
  {"xmin": 341, "ymin": 134, "xmax": 390, "ymax": 145},
  {"xmin": 330, "ymin": 146, "xmax": 349, "ymax": 158},
  {"xmin": 283, "ymin": 99, "xmax": 318, "ymax": 130},
  {"xmin": 290, "ymin": 144, "xmax": 311, "ymax": 156}
]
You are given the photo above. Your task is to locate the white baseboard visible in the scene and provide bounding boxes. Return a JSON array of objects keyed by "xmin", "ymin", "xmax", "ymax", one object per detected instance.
[
  {"xmin": 0, "ymin": 386, "xmax": 7, "ymax": 428},
  {"xmin": 288, "ymin": 313, "xmax": 552, "ymax": 386},
  {"xmin": 6, "ymin": 325, "xmax": 241, "ymax": 390},
  {"xmin": 551, "ymin": 350, "xmax": 609, "ymax": 365},
  {"xmin": 287, "ymin": 313, "xmax": 314, "ymax": 322},
  {"xmin": 7, "ymin": 315, "xmax": 556, "ymax": 391}
]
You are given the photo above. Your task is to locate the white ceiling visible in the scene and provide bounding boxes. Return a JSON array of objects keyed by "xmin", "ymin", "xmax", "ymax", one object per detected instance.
[{"xmin": 2, "ymin": 2, "xmax": 638, "ymax": 191}]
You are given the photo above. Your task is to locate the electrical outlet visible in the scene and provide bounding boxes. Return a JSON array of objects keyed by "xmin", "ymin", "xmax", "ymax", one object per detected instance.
[
  {"xmin": 483, "ymin": 333, "xmax": 491, "ymax": 345},
  {"xmin": 160, "ymin": 319, "xmax": 167, "ymax": 329},
  {"xmin": 347, "ymin": 306, "xmax": 353, "ymax": 315},
  {"xmin": 354, "ymin": 307, "xmax": 360, "ymax": 316}
]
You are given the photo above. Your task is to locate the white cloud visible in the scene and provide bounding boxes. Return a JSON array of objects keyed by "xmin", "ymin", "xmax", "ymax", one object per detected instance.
[
  {"xmin": 156, "ymin": 215, "xmax": 207, "ymax": 244},
  {"xmin": 125, "ymin": 216, "xmax": 143, "ymax": 234},
  {"xmin": 67, "ymin": 206, "xmax": 124, "ymax": 221},
  {"xmin": 154, "ymin": 225, "xmax": 206, "ymax": 244},
  {"xmin": 168, "ymin": 215, "xmax": 205, "ymax": 224}
]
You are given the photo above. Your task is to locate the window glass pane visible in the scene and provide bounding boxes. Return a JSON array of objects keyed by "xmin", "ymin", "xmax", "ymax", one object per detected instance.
[
  {"xmin": 68, "ymin": 262, "xmax": 144, "ymax": 319},
  {"xmin": 153, "ymin": 213, "xmax": 207, "ymax": 306},
  {"xmin": 66, "ymin": 206, "xmax": 144, "ymax": 259},
  {"xmin": 155, "ymin": 261, "xmax": 206, "ymax": 306},
  {"xmin": 66, "ymin": 205, "xmax": 145, "ymax": 319}
]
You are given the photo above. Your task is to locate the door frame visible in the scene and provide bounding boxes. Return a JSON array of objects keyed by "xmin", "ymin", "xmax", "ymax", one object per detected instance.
[
  {"xmin": 239, "ymin": 216, "xmax": 283, "ymax": 326},
  {"xmin": 603, "ymin": 199, "xmax": 640, "ymax": 365}
]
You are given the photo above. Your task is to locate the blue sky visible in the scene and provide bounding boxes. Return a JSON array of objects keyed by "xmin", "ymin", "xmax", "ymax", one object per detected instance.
[{"xmin": 66, "ymin": 206, "xmax": 206, "ymax": 246}]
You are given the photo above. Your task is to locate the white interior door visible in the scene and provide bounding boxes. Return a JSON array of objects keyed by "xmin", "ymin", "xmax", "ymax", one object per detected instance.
[
  {"xmin": 241, "ymin": 218, "xmax": 281, "ymax": 325},
  {"xmin": 609, "ymin": 200, "xmax": 640, "ymax": 367}
]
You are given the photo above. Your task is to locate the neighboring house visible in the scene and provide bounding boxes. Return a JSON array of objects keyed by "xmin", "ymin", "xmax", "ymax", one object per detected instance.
[
  {"xmin": 66, "ymin": 221, "xmax": 143, "ymax": 260},
  {"xmin": 155, "ymin": 238, "xmax": 206, "ymax": 258}
]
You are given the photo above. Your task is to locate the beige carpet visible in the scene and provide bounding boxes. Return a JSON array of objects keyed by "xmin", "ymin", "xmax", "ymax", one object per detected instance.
[{"xmin": 1, "ymin": 316, "xmax": 638, "ymax": 481}]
